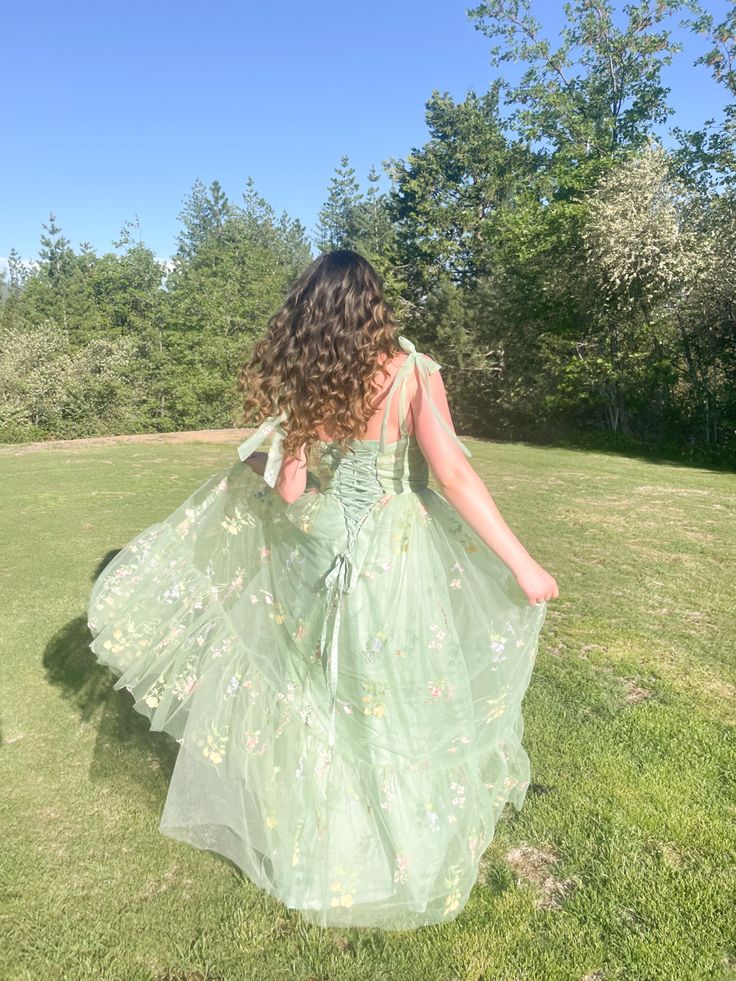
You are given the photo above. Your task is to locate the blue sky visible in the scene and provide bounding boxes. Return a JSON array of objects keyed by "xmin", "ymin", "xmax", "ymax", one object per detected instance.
[{"xmin": 2, "ymin": 0, "xmax": 731, "ymax": 266}]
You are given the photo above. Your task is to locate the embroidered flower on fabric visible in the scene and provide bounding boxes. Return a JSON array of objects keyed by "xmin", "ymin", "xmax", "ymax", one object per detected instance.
[
  {"xmin": 329, "ymin": 866, "xmax": 358, "ymax": 907},
  {"xmin": 245, "ymin": 731, "xmax": 269, "ymax": 754},
  {"xmin": 447, "ymin": 733, "xmax": 472, "ymax": 754},
  {"xmin": 208, "ymin": 637, "xmax": 234, "ymax": 660},
  {"xmin": 361, "ymin": 681, "xmax": 388, "ymax": 718},
  {"xmin": 220, "ymin": 505, "xmax": 256, "ymax": 536},
  {"xmin": 283, "ymin": 544, "xmax": 304, "ymax": 575},
  {"xmin": 270, "ymin": 606, "xmax": 286, "ymax": 624},
  {"xmin": 428, "ymin": 622, "xmax": 447, "ymax": 651},
  {"xmin": 162, "ymin": 583, "xmax": 182, "ymax": 604},
  {"xmin": 291, "ymin": 817, "xmax": 305, "ymax": 866},
  {"xmin": 172, "ymin": 673, "xmax": 197, "ymax": 701},
  {"xmin": 330, "ymin": 891, "xmax": 354, "ymax": 908},
  {"xmin": 143, "ymin": 678, "xmax": 165, "ymax": 708},
  {"xmin": 394, "ymin": 854, "xmax": 409, "ymax": 883},
  {"xmin": 224, "ymin": 675, "xmax": 241, "ymax": 698},
  {"xmin": 484, "ymin": 696, "xmax": 507, "ymax": 721},
  {"xmin": 362, "ymin": 630, "xmax": 388, "ymax": 664},
  {"xmin": 363, "ymin": 556, "xmax": 394, "ymax": 581},
  {"xmin": 380, "ymin": 770, "xmax": 398, "ymax": 811},
  {"xmin": 276, "ymin": 680, "xmax": 297, "ymax": 703},
  {"xmin": 489, "ymin": 630, "xmax": 508, "ymax": 654},
  {"xmin": 314, "ymin": 746, "xmax": 332, "ymax": 779},
  {"xmin": 443, "ymin": 864, "xmax": 464, "ymax": 916},
  {"xmin": 450, "ymin": 782, "xmax": 466, "ymax": 807},
  {"xmin": 425, "ymin": 679, "xmax": 454, "ymax": 704},
  {"xmin": 416, "ymin": 802, "xmax": 441, "ymax": 832},
  {"xmin": 201, "ymin": 725, "xmax": 228, "ymax": 765}
]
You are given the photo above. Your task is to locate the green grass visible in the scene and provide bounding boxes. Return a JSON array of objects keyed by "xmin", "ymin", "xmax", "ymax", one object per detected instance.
[{"xmin": 1, "ymin": 435, "xmax": 734, "ymax": 981}]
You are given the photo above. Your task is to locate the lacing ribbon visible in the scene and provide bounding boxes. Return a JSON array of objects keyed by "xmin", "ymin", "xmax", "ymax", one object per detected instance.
[
  {"xmin": 318, "ymin": 549, "xmax": 360, "ymax": 750},
  {"xmin": 378, "ymin": 335, "xmax": 473, "ymax": 458},
  {"xmin": 237, "ymin": 409, "xmax": 288, "ymax": 488}
]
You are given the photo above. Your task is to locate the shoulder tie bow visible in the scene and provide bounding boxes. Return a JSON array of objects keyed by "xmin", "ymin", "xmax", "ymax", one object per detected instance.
[
  {"xmin": 378, "ymin": 335, "xmax": 473, "ymax": 458},
  {"xmin": 237, "ymin": 409, "xmax": 288, "ymax": 488}
]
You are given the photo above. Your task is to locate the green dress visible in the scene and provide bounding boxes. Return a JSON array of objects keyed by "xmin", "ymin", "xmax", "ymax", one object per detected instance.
[{"xmin": 87, "ymin": 334, "xmax": 548, "ymax": 930}]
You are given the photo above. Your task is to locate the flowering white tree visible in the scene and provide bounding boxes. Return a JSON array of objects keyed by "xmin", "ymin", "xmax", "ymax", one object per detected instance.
[
  {"xmin": 0, "ymin": 322, "xmax": 139, "ymax": 440},
  {"xmin": 581, "ymin": 143, "xmax": 735, "ymax": 443},
  {"xmin": 583, "ymin": 144, "xmax": 692, "ymax": 312}
]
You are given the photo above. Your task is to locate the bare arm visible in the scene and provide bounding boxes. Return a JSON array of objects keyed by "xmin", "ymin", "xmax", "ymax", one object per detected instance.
[
  {"xmin": 275, "ymin": 444, "xmax": 308, "ymax": 504},
  {"xmin": 243, "ymin": 446, "xmax": 308, "ymax": 504},
  {"xmin": 410, "ymin": 366, "xmax": 558, "ymax": 604}
]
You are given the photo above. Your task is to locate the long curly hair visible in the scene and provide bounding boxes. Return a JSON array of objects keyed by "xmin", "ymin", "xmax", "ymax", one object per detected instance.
[{"xmin": 236, "ymin": 249, "xmax": 402, "ymax": 457}]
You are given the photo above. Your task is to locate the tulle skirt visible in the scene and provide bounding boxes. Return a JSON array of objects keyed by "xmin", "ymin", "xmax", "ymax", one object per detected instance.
[{"xmin": 87, "ymin": 456, "xmax": 547, "ymax": 928}]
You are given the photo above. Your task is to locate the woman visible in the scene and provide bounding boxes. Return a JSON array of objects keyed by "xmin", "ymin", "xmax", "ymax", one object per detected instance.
[{"xmin": 87, "ymin": 248, "xmax": 558, "ymax": 929}]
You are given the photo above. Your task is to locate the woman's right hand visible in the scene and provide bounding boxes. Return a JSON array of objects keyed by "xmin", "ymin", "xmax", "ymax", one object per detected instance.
[{"xmin": 512, "ymin": 558, "xmax": 559, "ymax": 606}]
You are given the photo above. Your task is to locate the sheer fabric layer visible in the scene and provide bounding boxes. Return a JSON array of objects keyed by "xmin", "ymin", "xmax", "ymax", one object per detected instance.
[{"xmin": 87, "ymin": 335, "xmax": 547, "ymax": 929}]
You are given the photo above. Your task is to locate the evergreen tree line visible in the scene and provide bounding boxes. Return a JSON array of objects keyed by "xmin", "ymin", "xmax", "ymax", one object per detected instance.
[{"xmin": 1, "ymin": 0, "xmax": 734, "ymax": 464}]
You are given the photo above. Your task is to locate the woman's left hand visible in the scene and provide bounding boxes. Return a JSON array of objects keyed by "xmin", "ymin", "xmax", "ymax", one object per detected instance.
[{"xmin": 243, "ymin": 450, "xmax": 267, "ymax": 476}]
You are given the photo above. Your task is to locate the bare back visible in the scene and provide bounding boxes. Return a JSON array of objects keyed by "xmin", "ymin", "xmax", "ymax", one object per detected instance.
[{"xmin": 313, "ymin": 351, "xmax": 417, "ymax": 445}]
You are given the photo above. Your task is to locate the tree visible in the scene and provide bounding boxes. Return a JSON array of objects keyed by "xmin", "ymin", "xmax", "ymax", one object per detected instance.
[
  {"xmin": 164, "ymin": 176, "xmax": 314, "ymax": 428},
  {"xmin": 37, "ymin": 213, "xmax": 76, "ymax": 328},
  {"xmin": 673, "ymin": 3, "xmax": 736, "ymax": 192},
  {"xmin": 582, "ymin": 143, "xmax": 735, "ymax": 445},
  {"xmin": 175, "ymin": 179, "xmax": 236, "ymax": 261},
  {"xmin": 360, "ymin": 164, "xmax": 395, "ymax": 259},
  {"xmin": 0, "ymin": 250, "xmax": 31, "ymax": 330},
  {"xmin": 386, "ymin": 83, "xmax": 535, "ymax": 299},
  {"xmin": 466, "ymin": 0, "xmax": 692, "ymax": 164},
  {"xmin": 0, "ymin": 321, "xmax": 140, "ymax": 440},
  {"xmin": 314, "ymin": 155, "xmax": 365, "ymax": 252}
]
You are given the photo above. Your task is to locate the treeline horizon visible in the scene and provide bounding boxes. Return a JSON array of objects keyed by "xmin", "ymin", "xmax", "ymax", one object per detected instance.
[{"xmin": 2, "ymin": 0, "xmax": 734, "ymax": 466}]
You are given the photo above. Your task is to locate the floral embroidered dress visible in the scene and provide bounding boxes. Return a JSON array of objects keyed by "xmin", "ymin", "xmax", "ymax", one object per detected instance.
[{"xmin": 87, "ymin": 334, "xmax": 547, "ymax": 930}]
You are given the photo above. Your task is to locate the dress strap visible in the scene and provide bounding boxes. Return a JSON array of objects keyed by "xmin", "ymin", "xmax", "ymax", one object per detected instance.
[
  {"xmin": 378, "ymin": 335, "xmax": 472, "ymax": 457},
  {"xmin": 236, "ymin": 409, "xmax": 288, "ymax": 487}
]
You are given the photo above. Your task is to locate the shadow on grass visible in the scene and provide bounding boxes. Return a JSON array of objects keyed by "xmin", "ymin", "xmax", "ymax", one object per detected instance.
[{"xmin": 42, "ymin": 549, "xmax": 180, "ymax": 806}]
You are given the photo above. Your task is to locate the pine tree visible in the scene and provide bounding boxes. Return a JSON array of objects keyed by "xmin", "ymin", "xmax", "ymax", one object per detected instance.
[{"xmin": 314, "ymin": 155, "xmax": 364, "ymax": 252}]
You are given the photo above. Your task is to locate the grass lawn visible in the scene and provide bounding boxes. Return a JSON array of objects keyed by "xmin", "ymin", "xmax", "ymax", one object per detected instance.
[{"xmin": 1, "ymin": 433, "xmax": 734, "ymax": 981}]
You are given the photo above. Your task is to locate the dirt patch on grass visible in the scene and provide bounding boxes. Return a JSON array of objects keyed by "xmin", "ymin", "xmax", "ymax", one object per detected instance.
[
  {"xmin": 504, "ymin": 843, "xmax": 577, "ymax": 909},
  {"xmin": 0, "ymin": 428, "xmax": 254, "ymax": 455},
  {"xmin": 622, "ymin": 679, "xmax": 655, "ymax": 703},
  {"xmin": 631, "ymin": 485, "xmax": 714, "ymax": 498},
  {"xmin": 135, "ymin": 862, "xmax": 193, "ymax": 902}
]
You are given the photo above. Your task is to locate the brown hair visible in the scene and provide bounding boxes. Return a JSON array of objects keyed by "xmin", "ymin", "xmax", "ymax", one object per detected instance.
[{"xmin": 236, "ymin": 249, "xmax": 402, "ymax": 457}]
